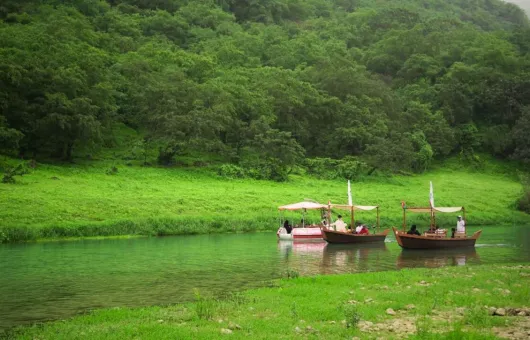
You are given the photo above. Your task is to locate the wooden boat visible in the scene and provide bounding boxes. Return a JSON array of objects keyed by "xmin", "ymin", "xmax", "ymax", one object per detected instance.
[
  {"xmin": 396, "ymin": 188, "xmax": 482, "ymax": 249},
  {"xmin": 322, "ymin": 228, "xmax": 390, "ymax": 244},
  {"xmin": 393, "ymin": 227, "xmax": 482, "ymax": 249},
  {"xmin": 276, "ymin": 201, "xmax": 325, "ymax": 240},
  {"xmin": 322, "ymin": 202, "xmax": 388, "ymax": 244}
]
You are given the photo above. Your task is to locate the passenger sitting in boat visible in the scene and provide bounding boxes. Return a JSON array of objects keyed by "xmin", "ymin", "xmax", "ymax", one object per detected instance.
[
  {"xmin": 407, "ymin": 225, "xmax": 421, "ymax": 236},
  {"xmin": 451, "ymin": 227, "xmax": 456, "ymax": 238},
  {"xmin": 330, "ymin": 215, "xmax": 348, "ymax": 232},
  {"xmin": 359, "ymin": 225, "xmax": 369, "ymax": 235},
  {"xmin": 355, "ymin": 222, "xmax": 363, "ymax": 234},
  {"xmin": 283, "ymin": 220, "xmax": 292, "ymax": 234}
]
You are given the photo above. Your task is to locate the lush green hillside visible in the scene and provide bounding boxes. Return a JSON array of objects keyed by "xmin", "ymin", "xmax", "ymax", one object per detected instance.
[
  {"xmin": 1, "ymin": 0, "xmax": 530, "ymax": 181},
  {"xmin": 0, "ymin": 155, "xmax": 527, "ymax": 242}
]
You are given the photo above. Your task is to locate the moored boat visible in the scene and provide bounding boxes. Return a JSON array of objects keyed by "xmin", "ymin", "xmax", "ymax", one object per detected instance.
[
  {"xmin": 394, "ymin": 182, "xmax": 482, "ymax": 249},
  {"xmin": 393, "ymin": 227, "xmax": 482, "ymax": 249},
  {"xmin": 322, "ymin": 228, "xmax": 390, "ymax": 244},
  {"xmin": 276, "ymin": 201, "xmax": 326, "ymax": 240},
  {"xmin": 322, "ymin": 203, "xmax": 388, "ymax": 244}
]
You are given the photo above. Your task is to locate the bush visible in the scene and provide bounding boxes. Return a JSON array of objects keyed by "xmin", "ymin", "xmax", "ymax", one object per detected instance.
[
  {"xmin": 218, "ymin": 164, "xmax": 246, "ymax": 179},
  {"xmin": 2, "ymin": 163, "xmax": 29, "ymax": 183},
  {"xmin": 517, "ymin": 173, "xmax": 530, "ymax": 213},
  {"xmin": 342, "ymin": 304, "xmax": 361, "ymax": 328},
  {"xmin": 305, "ymin": 157, "xmax": 369, "ymax": 180}
]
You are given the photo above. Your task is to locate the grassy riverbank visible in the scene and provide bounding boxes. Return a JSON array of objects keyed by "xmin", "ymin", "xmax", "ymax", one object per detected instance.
[
  {"xmin": 0, "ymin": 157, "xmax": 528, "ymax": 243},
  {"xmin": 8, "ymin": 264, "xmax": 530, "ymax": 339}
]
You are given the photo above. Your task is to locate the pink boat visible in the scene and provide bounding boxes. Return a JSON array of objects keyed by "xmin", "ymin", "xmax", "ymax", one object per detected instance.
[{"xmin": 276, "ymin": 201, "xmax": 325, "ymax": 240}]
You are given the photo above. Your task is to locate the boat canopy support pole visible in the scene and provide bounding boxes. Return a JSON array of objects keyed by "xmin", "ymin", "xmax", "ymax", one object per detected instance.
[
  {"xmin": 351, "ymin": 206, "xmax": 354, "ymax": 232},
  {"xmin": 463, "ymin": 207, "xmax": 466, "ymax": 222},
  {"xmin": 402, "ymin": 208, "xmax": 406, "ymax": 232},
  {"xmin": 376, "ymin": 207, "xmax": 380, "ymax": 233}
]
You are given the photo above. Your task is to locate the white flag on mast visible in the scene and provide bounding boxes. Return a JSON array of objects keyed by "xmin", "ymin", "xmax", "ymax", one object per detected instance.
[
  {"xmin": 429, "ymin": 181, "xmax": 434, "ymax": 208},
  {"xmin": 348, "ymin": 180, "xmax": 353, "ymax": 206}
]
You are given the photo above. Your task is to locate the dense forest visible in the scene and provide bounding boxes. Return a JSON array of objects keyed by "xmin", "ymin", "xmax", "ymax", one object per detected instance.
[{"xmin": 1, "ymin": 0, "xmax": 530, "ymax": 180}]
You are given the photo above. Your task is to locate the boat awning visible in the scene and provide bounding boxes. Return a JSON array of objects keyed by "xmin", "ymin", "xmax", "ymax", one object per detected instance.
[
  {"xmin": 278, "ymin": 202, "xmax": 326, "ymax": 211},
  {"xmin": 331, "ymin": 204, "xmax": 378, "ymax": 211},
  {"xmin": 406, "ymin": 207, "xmax": 463, "ymax": 213}
]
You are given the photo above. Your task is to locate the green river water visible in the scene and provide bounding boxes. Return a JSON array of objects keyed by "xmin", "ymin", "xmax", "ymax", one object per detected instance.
[{"xmin": 0, "ymin": 226, "xmax": 529, "ymax": 329}]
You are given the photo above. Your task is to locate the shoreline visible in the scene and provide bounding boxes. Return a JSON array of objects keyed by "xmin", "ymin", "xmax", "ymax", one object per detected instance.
[{"xmin": 7, "ymin": 264, "xmax": 530, "ymax": 339}]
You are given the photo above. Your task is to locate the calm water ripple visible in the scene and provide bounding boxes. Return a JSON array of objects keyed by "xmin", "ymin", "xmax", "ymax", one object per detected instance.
[{"xmin": 0, "ymin": 225, "xmax": 529, "ymax": 329}]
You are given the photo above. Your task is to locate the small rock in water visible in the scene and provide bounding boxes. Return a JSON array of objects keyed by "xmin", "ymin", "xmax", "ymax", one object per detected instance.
[
  {"xmin": 517, "ymin": 311, "xmax": 526, "ymax": 316},
  {"xmin": 365, "ymin": 298, "xmax": 374, "ymax": 303},
  {"xmin": 472, "ymin": 288, "xmax": 480, "ymax": 292},
  {"xmin": 456, "ymin": 307, "xmax": 466, "ymax": 315},
  {"xmin": 157, "ymin": 319, "xmax": 164, "ymax": 323},
  {"xmin": 306, "ymin": 326, "xmax": 314, "ymax": 331},
  {"xmin": 294, "ymin": 326, "xmax": 302, "ymax": 333},
  {"xmin": 382, "ymin": 285, "xmax": 389, "ymax": 290},
  {"xmin": 489, "ymin": 307, "xmax": 497, "ymax": 315},
  {"xmin": 386, "ymin": 308, "xmax": 396, "ymax": 315},
  {"xmin": 218, "ymin": 319, "xmax": 224, "ymax": 323},
  {"xmin": 220, "ymin": 328, "xmax": 233, "ymax": 335},
  {"xmin": 329, "ymin": 321, "xmax": 336, "ymax": 324},
  {"xmin": 494, "ymin": 308, "xmax": 506, "ymax": 316},
  {"xmin": 348, "ymin": 300, "xmax": 358, "ymax": 304},
  {"xmin": 341, "ymin": 320, "xmax": 347, "ymax": 325},
  {"xmin": 406, "ymin": 304, "xmax": 415, "ymax": 310}
]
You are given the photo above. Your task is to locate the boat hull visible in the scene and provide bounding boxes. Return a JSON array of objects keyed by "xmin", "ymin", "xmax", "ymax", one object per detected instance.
[
  {"xmin": 277, "ymin": 227, "xmax": 322, "ymax": 240},
  {"xmin": 392, "ymin": 227, "xmax": 482, "ymax": 249},
  {"xmin": 322, "ymin": 229, "xmax": 389, "ymax": 244}
]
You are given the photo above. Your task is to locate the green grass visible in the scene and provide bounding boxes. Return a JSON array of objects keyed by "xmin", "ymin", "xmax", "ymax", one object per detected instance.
[
  {"xmin": 0, "ymin": 156, "xmax": 528, "ymax": 242},
  {"xmin": 7, "ymin": 264, "xmax": 530, "ymax": 339}
]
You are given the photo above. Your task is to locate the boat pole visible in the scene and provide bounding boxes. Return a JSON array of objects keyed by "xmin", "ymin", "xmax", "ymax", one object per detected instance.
[
  {"xmin": 376, "ymin": 207, "xmax": 380, "ymax": 233},
  {"xmin": 402, "ymin": 207, "xmax": 406, "ymax": 232},
  {"xmin": 351, "ymin": 206, "xmax": 354, "ymax": 232},
  {"xmin": 463, "ymin": 207, "xmax": 466, "ymax": 222}
]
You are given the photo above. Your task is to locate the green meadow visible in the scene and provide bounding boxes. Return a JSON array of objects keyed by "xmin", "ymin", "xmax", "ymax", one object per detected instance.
[
  {"xmin": 0, "ymin": 157, "xmax": 527, "ymax": 243},
  {"xmin": 9, "ymin": 264, "xmax": 530, "ymax": 339}
]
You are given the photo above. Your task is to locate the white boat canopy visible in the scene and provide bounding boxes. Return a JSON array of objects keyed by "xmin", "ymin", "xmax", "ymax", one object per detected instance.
[
  {"xmin": 406, "ymin": 207, "xmax": 463, "ymax": 213},
  {"xmin": 278, "ymin": 202, "xmax": 326, "ymax": 211},
  {"xmin": 331, "ymin": 204, "xmax": 378, "ymax": 211}
]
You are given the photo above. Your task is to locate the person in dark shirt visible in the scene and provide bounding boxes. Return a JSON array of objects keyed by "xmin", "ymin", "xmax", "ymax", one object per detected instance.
[
  {"xmin": 283, "ymin": 220, "xmax": 293, "ymax": 234},
  {"xmin": 407, "ymin": 224, "xmax": 421, "ymax": 236}
]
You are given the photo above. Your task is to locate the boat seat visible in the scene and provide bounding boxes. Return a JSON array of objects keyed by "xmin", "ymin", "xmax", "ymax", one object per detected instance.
[{"xmin": 454, "ymin": 232, "xmax": 466, "ymax": 238}]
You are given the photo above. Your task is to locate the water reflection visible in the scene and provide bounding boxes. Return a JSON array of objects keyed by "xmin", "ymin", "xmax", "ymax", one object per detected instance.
[
  {"xmin": 322, "ymin": 243, "xmax": 389, "ymax": 273},
  {"xmin": 396, "ymin": 248, "xmax": 480, "ymax": 269}
]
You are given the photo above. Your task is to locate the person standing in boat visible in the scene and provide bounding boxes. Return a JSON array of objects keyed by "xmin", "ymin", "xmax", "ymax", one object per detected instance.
[
  {"xmin": 330, "ymin": 215, "xmax": 348, "ymax": 232},
  {"xmin": 456, "ymin": 216, "xmax": 465, "ymax": 233}
]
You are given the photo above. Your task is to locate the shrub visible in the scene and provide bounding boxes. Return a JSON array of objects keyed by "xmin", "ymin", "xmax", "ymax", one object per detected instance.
[
  {"xmin": 305, "ymin": 157, "xmax": 369, "ymax": 180},
  {"xmin": 342, "ymin": 304, "xmax": 361, "ymax": 328},
  {"xmin": 2, "ymin": 163, "xmax": 29, "ymax": 183},
  {"xmin": 517, "ymin": 173, "xmax": 530, "ymax": 213},
  {"xmin": 218, "ymin": 164, "xmax": 245, "ymax": 179},
  {"xmin": 193, "ymin": 289, "xmax": 217, "ymax": 320}
]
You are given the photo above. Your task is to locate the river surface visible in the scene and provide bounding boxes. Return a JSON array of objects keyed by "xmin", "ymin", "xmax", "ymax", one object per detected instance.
[{"xmin": 1, "ymin": 226, "xmax": 529, "ymax": 329}]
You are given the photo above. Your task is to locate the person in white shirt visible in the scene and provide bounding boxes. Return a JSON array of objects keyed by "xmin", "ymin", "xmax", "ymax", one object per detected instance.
[
  {"xmin": 355, "ymin": 223, "xmax": 363, "ymax": 234},
  {"xmin": 456, "ymin": 216, "xmax": 465, "ymax": 233},
  {"xmin": 331, "ymin": 215, "xmax": 348, "ymax": 232}
]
